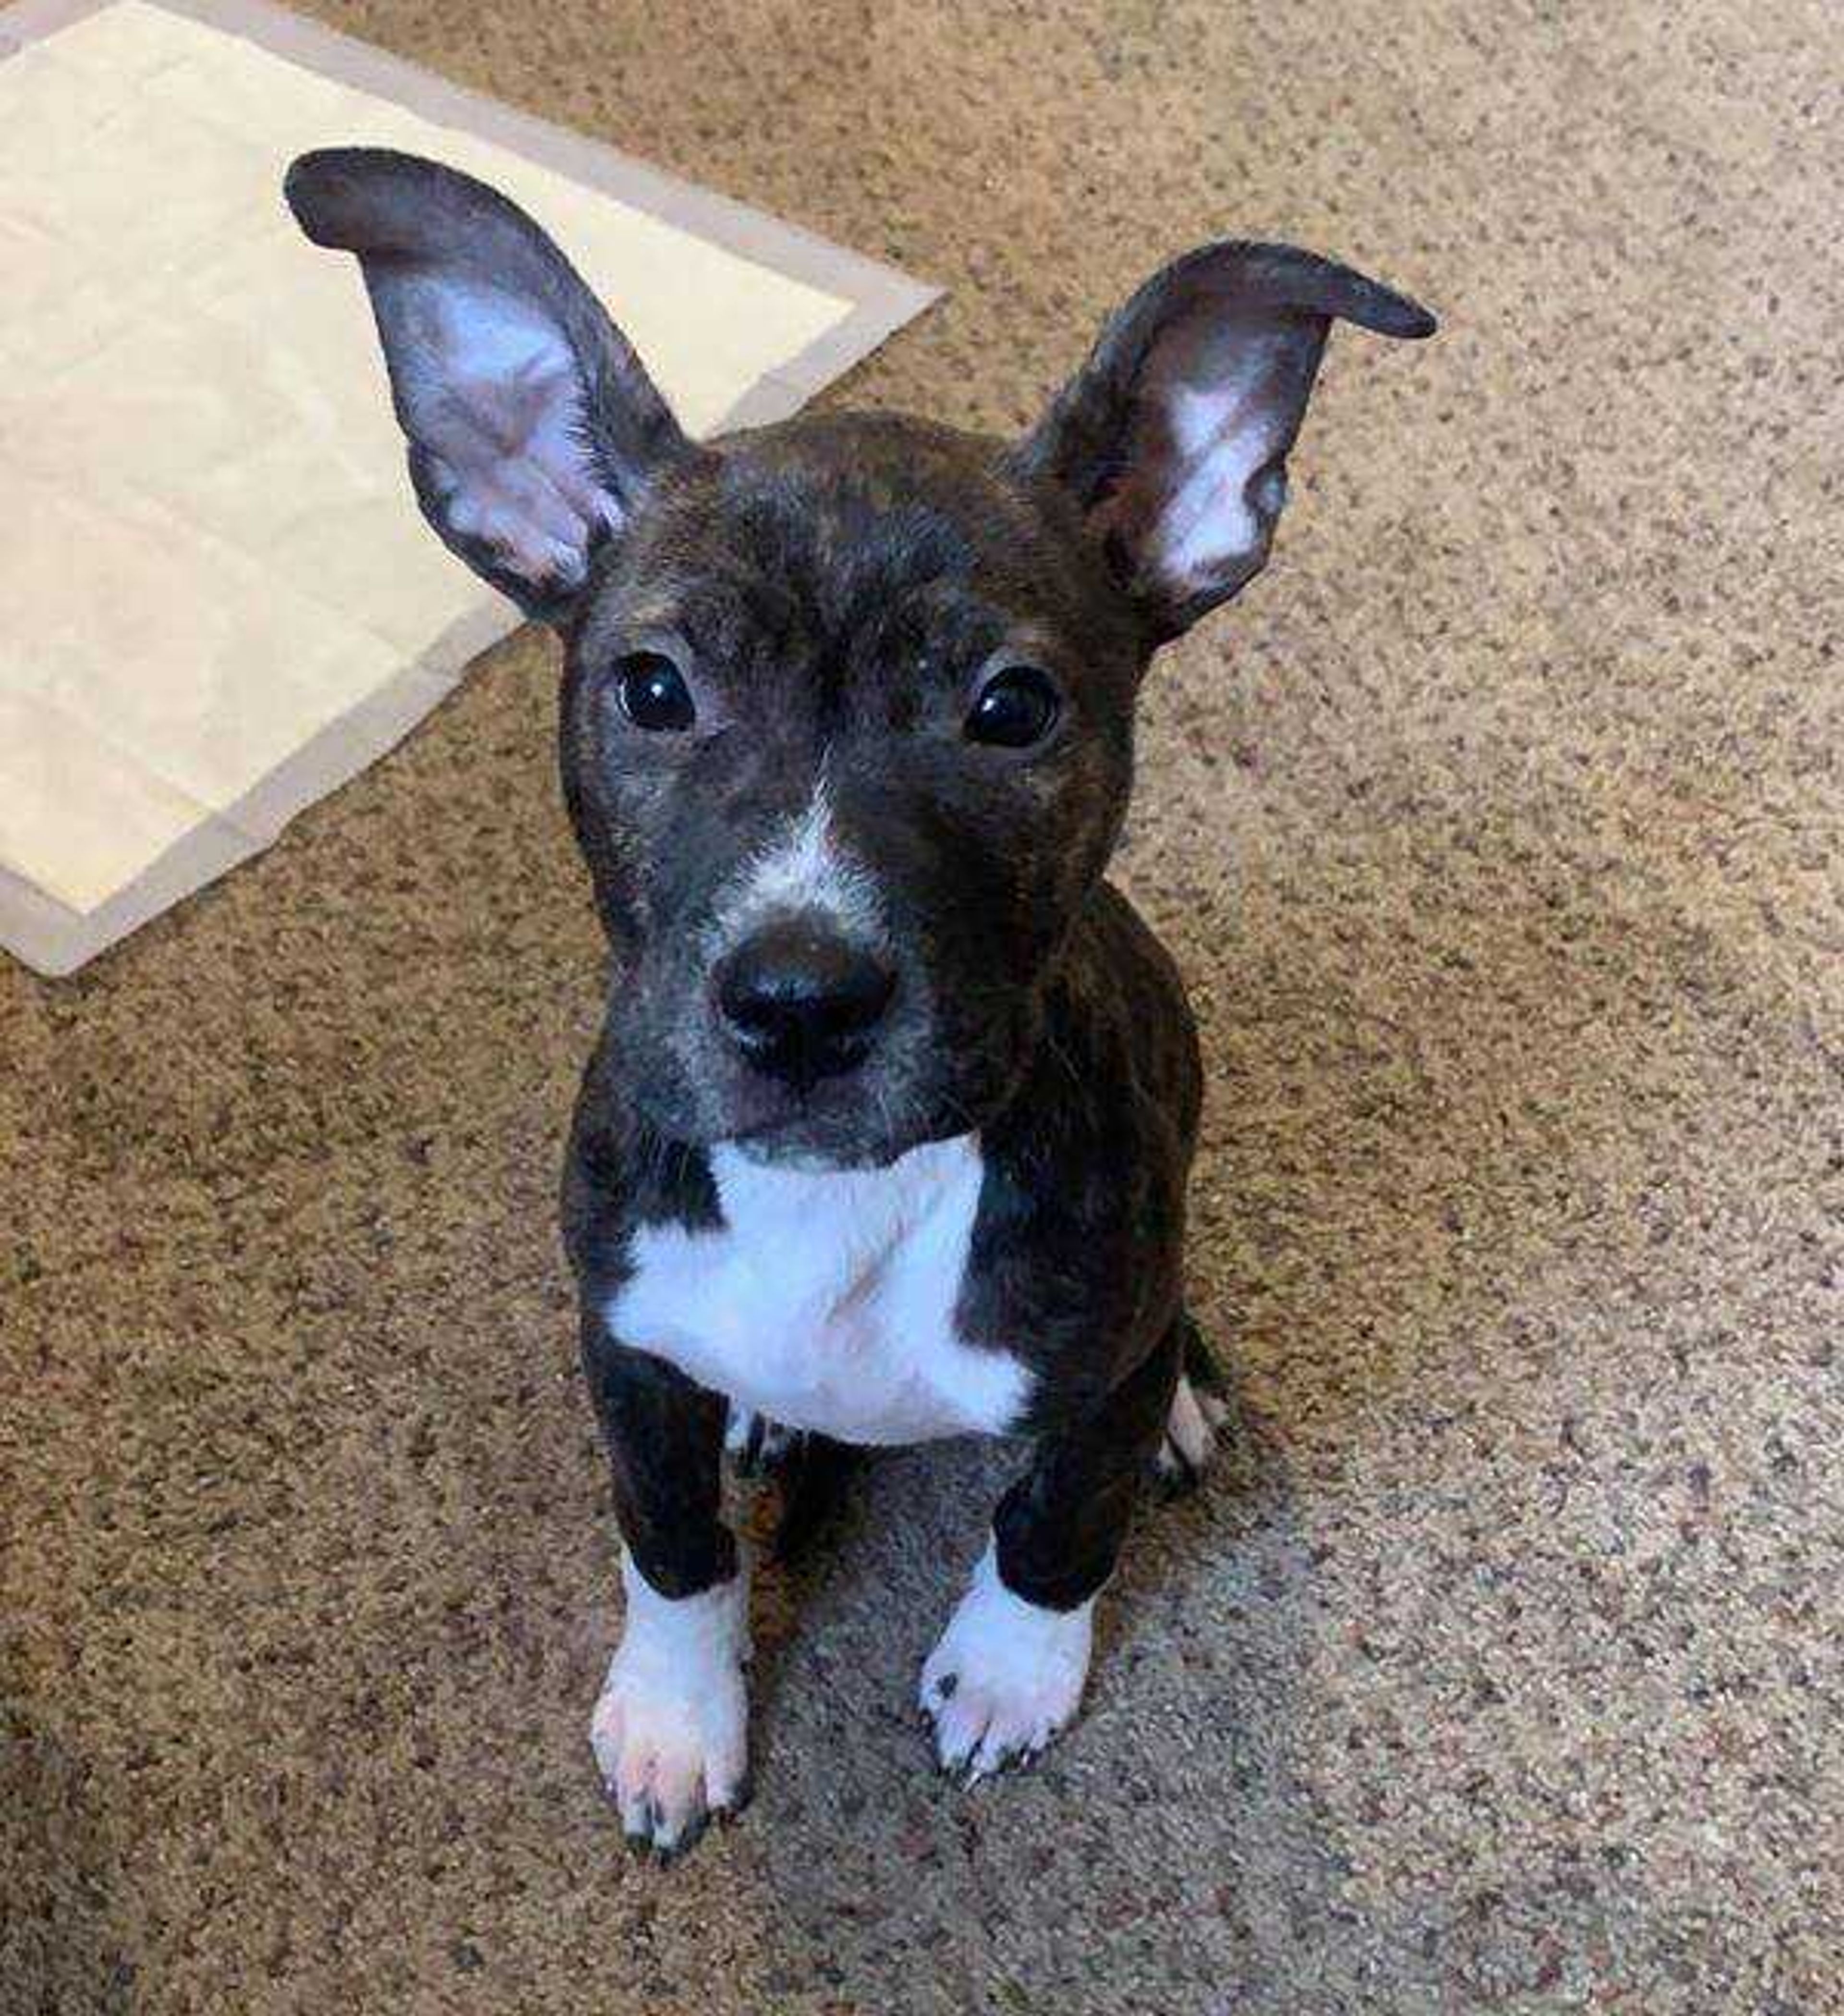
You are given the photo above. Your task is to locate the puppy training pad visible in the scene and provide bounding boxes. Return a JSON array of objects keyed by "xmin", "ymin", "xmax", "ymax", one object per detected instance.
[{"xmin": 0, "ymin": 0, "xmax": 938, "ymax": 976}]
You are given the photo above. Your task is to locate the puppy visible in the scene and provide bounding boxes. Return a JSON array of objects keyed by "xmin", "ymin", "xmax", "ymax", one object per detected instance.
[{"xmin": 286, "ymin": 147, "xmax": 1433, "ymax": 1860}]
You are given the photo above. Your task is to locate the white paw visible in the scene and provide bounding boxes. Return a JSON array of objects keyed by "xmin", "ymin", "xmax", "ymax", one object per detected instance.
[
  {"xmin": 723, "ymin": 1404, "xmax": 799, "ymax": 1474},
  {"xmin": 589, "ymin": 1553, "xmax": 750, "ymax": 1859},
  {"xmin": 919, "ymin": 1544, "xmax": 1093, "ymax": 1782},
  {"xmin": 1154, "ymin": 1372, "xmax": 1228, "ymax": 1491}
]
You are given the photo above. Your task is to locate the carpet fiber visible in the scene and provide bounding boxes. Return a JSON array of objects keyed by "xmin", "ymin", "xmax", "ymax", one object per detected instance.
[{"xmin": 4, "ymin": 3, "xmax": 1841, "ymax": 2011}]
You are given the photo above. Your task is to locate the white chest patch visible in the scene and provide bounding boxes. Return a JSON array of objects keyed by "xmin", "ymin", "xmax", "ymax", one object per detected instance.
[{"xmin": 606, "ymin": 1135, "xmax": 1031, "ymax": 1446}]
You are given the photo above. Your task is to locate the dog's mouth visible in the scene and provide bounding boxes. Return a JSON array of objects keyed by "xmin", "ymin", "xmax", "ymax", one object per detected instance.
[
  {"xmin": 722, "ymin": 1095, "xmax": 919, "ymax": 1172},
  {"xmin": 634, "ymin": 959, "xmax": 1016, "ymax": 1171},
  {"xmin": 672, "ymin": 985, "xmax": 956, "ymax": 1170},
  {"xmin": 727, "ymin": 1129, "xmax": 890, "ymax": 1173}
]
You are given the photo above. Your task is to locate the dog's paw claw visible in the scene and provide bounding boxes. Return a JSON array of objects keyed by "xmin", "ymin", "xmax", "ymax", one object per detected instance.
[
  {"xmin": 653, "ymin": 1808, "xmax": 711, "ymax": 1867},
  {"xmin": 591, "ymin": 1567, "xmax": 749, "ymax": 1865},
  {"xmin": 919, "ymin": 1546, "xmax": 1093, "ymax": 1786}
]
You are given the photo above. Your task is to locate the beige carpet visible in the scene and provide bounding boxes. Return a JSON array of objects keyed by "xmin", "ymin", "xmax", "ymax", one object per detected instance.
[{"xmin": 4, "ymin": 3, "xmax": 1841, "ymax": 2010}]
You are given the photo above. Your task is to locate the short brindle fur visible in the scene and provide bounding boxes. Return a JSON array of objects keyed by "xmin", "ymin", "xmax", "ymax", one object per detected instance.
[{"xmin": 288, "ymin": 146, "xmax": 1433, "ymax": 1860}]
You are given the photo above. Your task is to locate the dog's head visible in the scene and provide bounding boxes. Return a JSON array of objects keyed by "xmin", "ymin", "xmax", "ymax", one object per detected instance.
[{"xmin": 287, "ymin": 149, "xmax": 1432, "ymax": 1169}]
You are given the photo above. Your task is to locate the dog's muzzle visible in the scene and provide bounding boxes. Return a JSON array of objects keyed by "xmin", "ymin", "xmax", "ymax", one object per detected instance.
[{"xmin": 712, "ymin": 912, "xmax": 896, "ymax": 1092}]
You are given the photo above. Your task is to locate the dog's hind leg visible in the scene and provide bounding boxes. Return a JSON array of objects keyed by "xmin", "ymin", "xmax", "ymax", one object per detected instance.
[
  {"xmin": 771, "ymin": 1431, "xmax": 860, "ymax": 1564},
  {"xmin": 722, "ymin": 1406, "xmax": 858, "ymax": 1562},
  {"xmin": 1153, "ymin": 1312, "xmax": 1230, "ymax": 1496}
]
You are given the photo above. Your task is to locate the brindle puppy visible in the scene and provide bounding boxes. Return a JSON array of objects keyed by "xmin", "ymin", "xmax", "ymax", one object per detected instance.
[{"xmin": 287, "ymin": 147, "xmax": 1433, "ymax": 1861}]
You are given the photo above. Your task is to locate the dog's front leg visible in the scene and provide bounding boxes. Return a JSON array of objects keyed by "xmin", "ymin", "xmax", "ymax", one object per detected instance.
[
  {"xmin": 920, "ymin": 1326, "xmax": 1179, "ymax": 1780},
  {"xmin": 580, "ymin": 1313, "xmax": 749, "ymax": 1859}
]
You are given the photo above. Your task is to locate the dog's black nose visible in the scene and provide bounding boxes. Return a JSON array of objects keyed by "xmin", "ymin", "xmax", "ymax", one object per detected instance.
[{"xmin": 715, "ymin": 919, "xmax": 895, "ymax": 1088}]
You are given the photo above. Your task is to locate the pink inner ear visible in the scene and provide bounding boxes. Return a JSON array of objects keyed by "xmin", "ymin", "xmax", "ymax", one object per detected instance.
[
  {"xmin": 395, "ymin": 273, "xmax": 624, "ymax": 587},
  {"xmin": 1130, "ymin": 330, "xmax": 1293, "ymax": 597}
]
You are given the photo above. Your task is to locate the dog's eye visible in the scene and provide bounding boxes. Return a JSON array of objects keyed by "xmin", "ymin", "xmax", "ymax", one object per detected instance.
[
  {"xmin": 965, "ymin": 665, "xmax": 1060, "ymax": 749},
  {"xmin": 615, "ymin": 652, "xmax": 696, "ymax": 732}
]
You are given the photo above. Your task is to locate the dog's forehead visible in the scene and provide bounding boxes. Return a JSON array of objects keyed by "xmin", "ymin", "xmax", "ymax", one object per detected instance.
[
  {"xmin": 585, "ymin": 412, "xmax": 1094, "ymax": 660},
  {"xmin": 711, "ymin": 413, "xmax": 1036, "ymax": 574}
]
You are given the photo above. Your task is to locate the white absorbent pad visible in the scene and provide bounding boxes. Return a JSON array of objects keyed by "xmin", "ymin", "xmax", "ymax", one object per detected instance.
[{"xmin": 0, "ymin": 0, "xmax": 937, "ymax": 974}]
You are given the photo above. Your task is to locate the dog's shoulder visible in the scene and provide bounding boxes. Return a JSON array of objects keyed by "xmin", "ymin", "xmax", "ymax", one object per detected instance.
[{"xmin": 956, "ymin": 883, "xmax": 1198, "ymax": 1422}]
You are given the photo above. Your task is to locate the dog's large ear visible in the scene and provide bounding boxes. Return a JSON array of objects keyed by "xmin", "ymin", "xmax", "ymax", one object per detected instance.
[
  {"xmin": 1017, "ymin": 243, "xmax": 1435, "ymax": 641},
  {"xmin": 285, "ymin": 148, "xmax": 690, "ymax": 627}
]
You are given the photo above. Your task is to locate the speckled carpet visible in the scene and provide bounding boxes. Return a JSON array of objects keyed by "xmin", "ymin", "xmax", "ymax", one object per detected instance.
[{"xmin": 4, "ymin": 3, "xmax": 1841, "ymax": 2011}]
